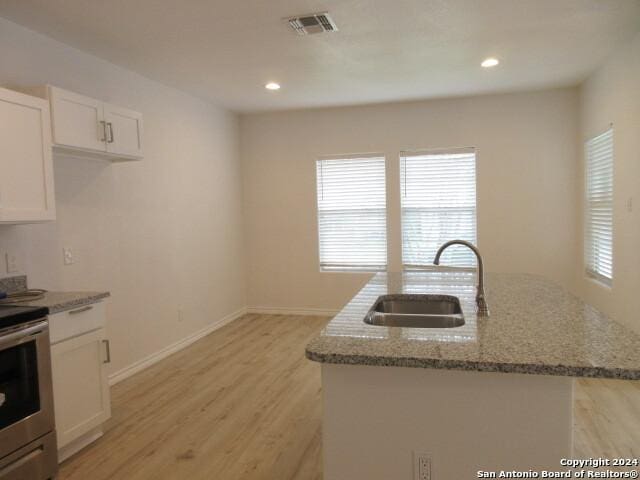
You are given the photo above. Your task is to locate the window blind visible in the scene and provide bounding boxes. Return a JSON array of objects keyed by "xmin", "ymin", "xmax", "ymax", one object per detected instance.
[
  {"xmin": 585, "ymin": 128, "xmax": 613, "ymax": 285},
  {"xmin": 316, "ymin": 155, "xmax": 387, "ymax": 272},
  {"xmin": 400, "ymin": 149, "xmax": 477, "ymax": 268}
]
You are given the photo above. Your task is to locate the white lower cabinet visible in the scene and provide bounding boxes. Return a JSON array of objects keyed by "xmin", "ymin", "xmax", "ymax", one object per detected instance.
[{"xmin": 49, "ymin": 302, "xmax": 111, "ymax": 461}]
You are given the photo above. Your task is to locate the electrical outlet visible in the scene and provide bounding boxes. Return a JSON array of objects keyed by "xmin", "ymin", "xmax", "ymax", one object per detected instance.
[
  {"xmin": 5, "ymin": 253, "xmax": 19, "ymax": 273},
  {"xmin": 63, "ymin": 247, "xmax": 74, "ymax": 265},
  {"xmin": 414, "ymin": 452, "xmax": 432, "ymax": 480}
]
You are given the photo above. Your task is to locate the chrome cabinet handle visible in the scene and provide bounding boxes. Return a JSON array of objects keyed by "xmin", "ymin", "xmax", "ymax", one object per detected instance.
[
  {"xmin": 99, "ymin": 121, "xmax": 107, "ymax": 142},
  {"xmin": 68, "ymin": 305, "xmax": 93, "ymax": 315},
  {"xmin": 103, "ymin": 339, "xmax": 111, "ymax": 364},
  {"xmin": 107, "ymin": 122, "xmax": 114, "ymax": 143}
]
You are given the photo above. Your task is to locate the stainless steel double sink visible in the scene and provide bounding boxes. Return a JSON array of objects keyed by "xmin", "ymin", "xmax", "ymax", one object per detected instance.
[{"xmin": 364, "ymin": 294, "xmax": 465, "ymax": 328}]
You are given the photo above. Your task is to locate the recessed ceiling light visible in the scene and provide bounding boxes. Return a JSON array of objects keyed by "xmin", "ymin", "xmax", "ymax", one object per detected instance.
[
  {"xmin": 481, "ymin": 58, "xmax": 499, "ymax": 68},
  {"xmin": 265, "ymin": 82, "xmax": 281, "ymax": 90}
]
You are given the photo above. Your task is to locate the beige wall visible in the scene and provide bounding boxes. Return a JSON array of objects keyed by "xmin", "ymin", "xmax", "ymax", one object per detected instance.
[
  {"xmin": 0, "ymin": 18, "xmax": 246, "ymax": 375},
  {"xmin": 241, "ymin": 88, "xmax": 580, "ymax": 311},
  {"xmin": 578, "ymin": 32, "xmax": 640, "ymax": 334},
  {"xmin": 4, "ymin": 12, "xmax": 634, "ymax": 374}
]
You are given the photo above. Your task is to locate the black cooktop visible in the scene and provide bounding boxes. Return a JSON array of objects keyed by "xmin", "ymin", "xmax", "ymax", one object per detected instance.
[{"xmin": 0, "ymin": 305, "xmax": 48, "ymax": 330}]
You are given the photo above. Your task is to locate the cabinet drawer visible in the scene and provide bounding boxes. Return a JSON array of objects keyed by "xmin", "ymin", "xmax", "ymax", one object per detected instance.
[
  {"xmin": 49, "ymin": 302, "xmax": 106, "ymax": 344},
  {"xmin": 0, "ymin": 431, "xmax": 57, "ymax": 480}
]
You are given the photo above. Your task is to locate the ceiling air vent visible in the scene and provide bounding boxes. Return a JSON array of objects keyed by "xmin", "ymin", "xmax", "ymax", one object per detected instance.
[{"xmin": 287, "ymin": 12, "xmax": 338, "ymax": 35}]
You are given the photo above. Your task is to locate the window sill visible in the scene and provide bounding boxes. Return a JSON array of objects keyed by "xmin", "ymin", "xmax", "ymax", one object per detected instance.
[
  {"xmin": 585, "ymin": 272, "xmax": 612, "ymax": 290},
  {"xmin": 320, "ymin": 268, "xmax": 386, "ymax": 274}
]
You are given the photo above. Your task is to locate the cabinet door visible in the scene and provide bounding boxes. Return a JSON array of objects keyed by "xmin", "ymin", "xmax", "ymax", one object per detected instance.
[
  {"xmin": 49, "ymin": 86, "xmax": 107, "ymax": 152},
  {"xmin": 51, "ymin": 328, "xmax": 111, "ymax": 449},
  {"xmin": 104, "ymin": 103, "xmax": 143, "ymax": 158},
  {"xmin": 0, "ymin": 87, "xmax": 56, "ymax": 223}
]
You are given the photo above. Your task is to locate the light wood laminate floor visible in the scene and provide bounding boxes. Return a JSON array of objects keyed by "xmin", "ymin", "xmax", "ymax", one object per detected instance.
[{"xmin": 59, "ymin": 314, "xmax": 639, "ymax": 480}]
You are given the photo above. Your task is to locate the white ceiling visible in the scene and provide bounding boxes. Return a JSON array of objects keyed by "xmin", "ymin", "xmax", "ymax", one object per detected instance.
[{"xmin": 1, "ymin": 0, "xmax": 639, "ymax": 112}]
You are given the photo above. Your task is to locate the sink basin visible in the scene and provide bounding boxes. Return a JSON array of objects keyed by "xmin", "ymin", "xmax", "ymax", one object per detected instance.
[
  {"xmin": 364, "ymin": 294, "xmax": 465, "ymax": 328},
  {"xmin": 374, "ymin": 296, "xmax": 463, "ymax": 315}
]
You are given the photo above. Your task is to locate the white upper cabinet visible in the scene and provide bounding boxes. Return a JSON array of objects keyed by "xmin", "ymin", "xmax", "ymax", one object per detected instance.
[
  {"xmin": 0, "ymin": 87, "xmax": 56, "ymax": 224},
  {"xmin": 49, "ymin": 87, "xmax": 107, "ymax": 152},
  {"xmin": 103, "ymin": 103, "xmax": 143, "ymax": 158},
  {"xmin": 29, "ymin": 85, "xmax": 143, "ymax": 161}
]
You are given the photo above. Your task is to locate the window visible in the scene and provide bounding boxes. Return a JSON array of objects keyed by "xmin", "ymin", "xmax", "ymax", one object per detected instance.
[
  {"xmin": 585, "ymin": 128, "xmax": 614, "ymax": 286},
  {"xmin": 400, "ymin": 148, "xmax": 477, "ymax": 268},
  {"xmin": 316, "ymin": 155, "xmax": 387, "ymax": 272}
]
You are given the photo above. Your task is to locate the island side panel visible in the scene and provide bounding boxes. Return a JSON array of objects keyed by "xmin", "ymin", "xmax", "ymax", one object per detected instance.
[{"xmin": 322, "ymin": 364, "xmax": 573, "ymax": 480}]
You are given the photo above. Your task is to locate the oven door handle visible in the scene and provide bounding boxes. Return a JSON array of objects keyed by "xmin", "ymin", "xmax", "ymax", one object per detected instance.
[{"xmin": 0, "ymin": 321, "xmax": 48, "ymax": 349}]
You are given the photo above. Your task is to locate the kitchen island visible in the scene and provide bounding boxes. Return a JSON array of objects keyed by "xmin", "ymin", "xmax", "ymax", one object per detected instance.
[{"xmin": 306, "ymin": 271, "xmax": 640, "ymax": 479}]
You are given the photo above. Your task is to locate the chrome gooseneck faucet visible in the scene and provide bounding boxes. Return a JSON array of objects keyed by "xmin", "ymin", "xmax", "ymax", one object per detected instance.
[{"xmin": 433, "ymin": 240, "xmax": 489, "ymax": 316}]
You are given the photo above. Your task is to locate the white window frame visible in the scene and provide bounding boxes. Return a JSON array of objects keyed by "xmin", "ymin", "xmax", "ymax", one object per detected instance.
[
  {"xmin": 315, "ymin": 153, "xmax": 388, "ymax": 273},
  {"xmin": 400, "ymin": 147, "xmax": 478, "ymax": 270},
  {"xmin": 584, "ymin": 127, "xmax": 614, "ymax": 287}
]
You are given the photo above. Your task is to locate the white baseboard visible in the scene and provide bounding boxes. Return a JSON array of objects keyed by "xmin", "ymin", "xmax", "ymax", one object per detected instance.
[
  {"xmin": 108, "ymin": 307, "xmax": 247, "ymax": 386},
  {"xmin": 246, "ymin": 306, "xmax": 338, "ymax": 317}
]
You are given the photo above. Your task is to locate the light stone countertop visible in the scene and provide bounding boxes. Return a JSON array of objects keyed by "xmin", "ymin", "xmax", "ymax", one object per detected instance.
[
  {"xmin": 4, "ymin": 291, "xmax": 110, "ymax": 314},
  {"xmin": 305, "ymin": 271, "xmax": 640, "ymax": 380}
]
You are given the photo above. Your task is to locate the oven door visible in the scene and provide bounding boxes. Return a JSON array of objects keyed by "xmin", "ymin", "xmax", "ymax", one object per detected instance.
[{"xmin": 0, "ymin": 320, "xmax": 55, "ymax": 460}]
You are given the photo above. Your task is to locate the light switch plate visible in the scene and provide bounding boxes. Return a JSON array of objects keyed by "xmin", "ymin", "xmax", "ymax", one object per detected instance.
[
  {"xmin": 5, "ymin": 253, "xmax": 19, "ymax": 273},
  {"xmin": 63, "ymin": 247, "xmax": 74, "ymax": 265},
  {"xmin": 414, "ymin": 452, "xmax": 432, "ymax": 480}
]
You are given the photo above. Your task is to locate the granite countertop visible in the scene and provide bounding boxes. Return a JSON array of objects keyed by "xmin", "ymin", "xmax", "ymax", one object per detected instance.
[
  {"xmin": 306, "ymin": 271, "xmax": 640, "ymax": 380},
  {"xmin": 12, "ymin": 291, "xmax": 110, "ymax": 314},
  {"xmin": 0, "ymin": 274, "xmax": 110, "ymax": 314}
]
